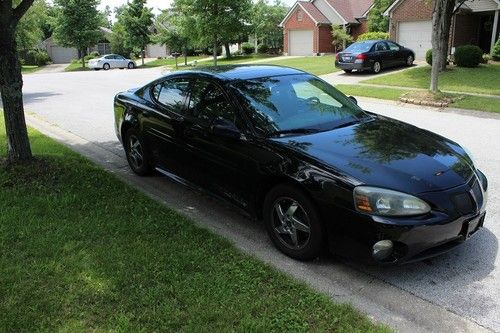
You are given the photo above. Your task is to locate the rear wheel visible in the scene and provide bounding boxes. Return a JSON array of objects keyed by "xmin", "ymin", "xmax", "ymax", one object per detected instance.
[
  {"xmin": 372, "ymin": 61, "xmax": 381, "ymax": 74},
  {"xmin": 103, "ymin": 63, "xmax": 110, "ymax": 70},
  {"xmin": 123, "ymin": 128, "xmax": 152, "ymax": 176},
  {"xmin": 263, "ymin": 184, "xmax": 325, "ymax": 260}
]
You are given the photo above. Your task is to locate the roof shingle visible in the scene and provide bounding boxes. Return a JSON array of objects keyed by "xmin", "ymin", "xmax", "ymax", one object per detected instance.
[
  {"xmin": 298, "ymin": 1, "xmax": 331, "ymax": 24},
  {"xmin": 324, "ymin": 0, "xmax": 374, "ymax": 23}
]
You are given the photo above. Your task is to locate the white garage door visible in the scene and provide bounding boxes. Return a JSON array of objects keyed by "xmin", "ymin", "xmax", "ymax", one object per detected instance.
[
  {"xmin": 289, "ymin": 30, "xmax": 314, "ymax": 56},
  {"xmin": 398, "ymin": 21, "xmax": 432, "ymax": 59},
  {"xmin": 50, "ymin": 46, "xmax": 78, "ymax": 64}
]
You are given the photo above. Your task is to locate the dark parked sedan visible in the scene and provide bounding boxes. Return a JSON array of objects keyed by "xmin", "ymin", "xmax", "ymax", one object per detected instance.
[
  {"xmin": 335, "ymin": 40, "xmax": 415, "ymax": 74},
  {"xmin": 114, "ymin": 65, "xmax": 487, "ymax": 264}
]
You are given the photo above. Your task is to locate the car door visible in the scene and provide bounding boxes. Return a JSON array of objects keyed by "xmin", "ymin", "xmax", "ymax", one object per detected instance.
[
  {"xmin": 103, "ymin": 55, "xmax": 114, "ymax": 68},
  {"xmin": 387, "ymin": 41, "xmax": 405, "ymax": 65},
  {"xmin": 179, "ymin": 78, "xmax": 257, "ymax": 209},
  {"xmin": 374, "ymin": 42, "xmax": 392, "ymax": 67},
  {"xmin": 142, "ymin": 77, "xmax": 192, "ymax": 177}
]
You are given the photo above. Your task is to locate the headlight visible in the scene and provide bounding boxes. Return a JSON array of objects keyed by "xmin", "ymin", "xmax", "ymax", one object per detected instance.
[{"xmin": 353, "ymin": 186, "xmax": 431, "ymax": 216}]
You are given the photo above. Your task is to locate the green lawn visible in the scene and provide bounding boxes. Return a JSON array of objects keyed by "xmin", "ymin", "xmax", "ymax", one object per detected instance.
[
  {"xmin": 0, "ymin": 115, "xmax": 389, "ymax": 332},
  {"xmin": 363, "ymin": 64, "xmax": 500, "ymax": 96},
  {"xmin": 21, "ymin": 65, "xmax": 41, "ymax": 74},
  {"xmin": 336, "ymin": 84, "xmax": 500, "ymax": 114},
  {"xmin": 65, "ymin": 61, "xmax": 91, "ymax": 72},
  {"xmin": 141, "ymin": 56, "xmax": 208, "ymax": 68},
  {"xmin": 260, "ymin": 56, "xmax": 339, "ymax": 76}
]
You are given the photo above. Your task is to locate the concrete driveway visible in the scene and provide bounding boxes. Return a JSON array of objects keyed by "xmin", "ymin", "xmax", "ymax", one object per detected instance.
[{"xmin": 19, "ymin": 68, "xmax": 499, "ymax": 332}]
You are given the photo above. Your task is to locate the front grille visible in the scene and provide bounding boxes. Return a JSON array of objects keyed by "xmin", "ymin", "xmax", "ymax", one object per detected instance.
[
  {"xmin": 451, "ymin": 176, "xmax": 483, "ymax": 215},
  {"xmin": 452, "ymin": 192, "xmax": 475, "ymax": 215}
]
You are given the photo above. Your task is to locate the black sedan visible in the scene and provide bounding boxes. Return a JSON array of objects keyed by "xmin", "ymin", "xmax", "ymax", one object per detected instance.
[
  {"xmin": 114, "ymin": 65, "xmax": 487, "ymax": 264},
  {"xmin": 335, "ymin": 40, "xmax": 415, "ymax": 74}
]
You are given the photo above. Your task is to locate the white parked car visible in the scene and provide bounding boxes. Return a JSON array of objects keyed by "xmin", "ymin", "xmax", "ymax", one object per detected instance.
[{"xmin": 88, "ymin": 54, "xmax": 136, "ymax": 70}]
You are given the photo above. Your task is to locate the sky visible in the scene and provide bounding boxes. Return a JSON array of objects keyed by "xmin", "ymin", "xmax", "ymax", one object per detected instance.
[{"xmin": 99, "ymin": 0, "xmax": 296, "ymax": 16}]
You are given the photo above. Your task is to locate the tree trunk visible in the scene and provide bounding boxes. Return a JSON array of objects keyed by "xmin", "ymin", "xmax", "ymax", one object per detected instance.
[
  {"xmin": 224, "ymin": 43, "xmax": 231, "ymax": 59},
  {"xmin": 81, "ymin": 50, "xmax": 85, "ymax": 68},
  {"xmin": 439, "ymin": 0, "xmax": 455, "ymax": 71},
  {"xmin": 213, "ymin": 37, "xmax": 218, "ymax": 66},
  {"xmin": 0, "ymin": 27, "xmax": 33, "ymax": 162},
  {"xmin": 430, "ymin": 0, "xmax": 453, "ymax": 92},
  {"xmin": 184, "ymin": 44, "xmax": 188, "ymax": 66},
  {"xmin": 141, "ymin": 46, "xmax": 145, "ymax": 66}
]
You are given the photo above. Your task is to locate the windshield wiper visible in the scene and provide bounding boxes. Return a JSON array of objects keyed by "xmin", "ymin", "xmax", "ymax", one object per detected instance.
[
  {"xmin": 330, "ymin": 115, "xmax": 373, "ymax": 130},
  {"xmin": 269, "ymin": 128, "xmax": 320, "ymax": 137}
]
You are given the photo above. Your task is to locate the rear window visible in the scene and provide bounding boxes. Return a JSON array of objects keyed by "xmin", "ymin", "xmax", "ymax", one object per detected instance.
[{"xmin": 344, "ymin": 42, "xmax": 374, "ymax": 53}]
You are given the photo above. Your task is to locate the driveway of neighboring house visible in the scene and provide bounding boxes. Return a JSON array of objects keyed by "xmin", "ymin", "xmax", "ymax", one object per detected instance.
[
  {"xmin": 32, "ymin": 63, "xmax": 70, "ymax": 74},
  {"xmin": 19, "ymin": 68, "xmax": 499, "ymax": 333}
]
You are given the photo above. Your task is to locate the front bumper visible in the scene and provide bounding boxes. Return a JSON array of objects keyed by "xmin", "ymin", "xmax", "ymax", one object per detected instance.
[{"xmin": 325, "ymin": 171, "xmax": 488, "ymax": 264}]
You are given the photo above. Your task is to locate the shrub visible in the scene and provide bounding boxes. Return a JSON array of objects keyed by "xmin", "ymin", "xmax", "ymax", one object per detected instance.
[
  {"xmin": 84, "ymin": 51, "xmax": 100, "ymax": 61},
  {"xmin": 357, "ymin": 32, "xmax": 389, "ymax": 41},
  {"xmin": 454, "ymin": 45, "xmax": 483, "ymax": 67},
  {"xmin": 426, "ymin": 49, "xmax": 432, "ymax": 66},
  {"xmin": 241, "ymin": 42, "xmax": 255, "ymax": 55},
  {"xmin": 257, "ymin": 44, "xmax": 269, "ymax": 54},
  {"xmin": 233, "ymin": 50, "xmax": 243, "ymax": 56},
  {"xmin": 23, "ymin": 49, "xmax": 51, "ymax": 66},
  {"xmin": 492, "ymin": 39, "xmax": 500, "ymax": 61}
]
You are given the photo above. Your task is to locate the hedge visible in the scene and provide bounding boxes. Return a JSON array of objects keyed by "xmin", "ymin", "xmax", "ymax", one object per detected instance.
[{"xmin": 357, "ymin": 32, "xmax": 389, "ymax": 41}]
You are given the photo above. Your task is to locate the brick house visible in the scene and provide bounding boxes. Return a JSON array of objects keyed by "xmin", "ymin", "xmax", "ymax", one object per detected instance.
[
  {"xmin": 279, "ymin": 0, "xmax": 374, "ymax": 56},
  {"xmin": 384, "ymin": 0, "xmax": 500, "ymax": 59}
]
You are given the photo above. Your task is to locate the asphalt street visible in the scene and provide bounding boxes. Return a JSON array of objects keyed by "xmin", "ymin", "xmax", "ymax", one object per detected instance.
[{"xmin": 19, "ymin": 67, "xmax": 500, "ymax": 332}]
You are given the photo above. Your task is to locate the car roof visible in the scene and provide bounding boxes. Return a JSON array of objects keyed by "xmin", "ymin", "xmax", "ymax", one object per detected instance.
[{"xmin": 169, "ymin": 65, "xmax": 308, "ymax": 81}]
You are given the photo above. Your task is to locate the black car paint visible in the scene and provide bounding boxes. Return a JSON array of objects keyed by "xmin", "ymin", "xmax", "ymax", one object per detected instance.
[
  {"xmin": 335, "ymin": 40, "xmax": 415, "ymax": 72},
  {"xmin": 114, "ymin": 65, "xmax": 487, "ymax": 264}
]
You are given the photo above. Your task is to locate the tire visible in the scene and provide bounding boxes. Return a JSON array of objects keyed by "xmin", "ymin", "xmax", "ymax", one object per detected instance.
[
  {"xmin": 94, "ymin": 68, "xmax": 100, "ymax": 71},
  {"xmin": 123, "ymin": 128, "xmax": 152, "ymax": 176},
  {"xmin": 263, "ymin": 184, "xmax": 325, "ymax": 260},
  {"xmin": 343, "ymin": 69, "xmax": 352, "ymax": 73},
  {"xmin": 406, "ymin": 55, "xmax": 414, "ymax": 67},
  {"xmin": 103, "ymin": 63, "xmax": 110, "ymax": 70},
  {"xmin": 128, "ymin": 62, "xmax": 135, "ymax": 69},
  {"xmin": 372, "ymin": 61, "xmax": 381, "ymax": 74}
]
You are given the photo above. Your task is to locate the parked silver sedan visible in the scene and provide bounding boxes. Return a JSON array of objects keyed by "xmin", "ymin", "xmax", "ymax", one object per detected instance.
[{"xmin": 88, "ymin": 54, "xmax": 136, "ymax": 70}]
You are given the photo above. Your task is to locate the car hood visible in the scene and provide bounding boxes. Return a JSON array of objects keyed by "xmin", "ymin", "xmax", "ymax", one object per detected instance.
[{"xmin": 272, "ymin": 116, "xmax": 474, "ymax": 194}]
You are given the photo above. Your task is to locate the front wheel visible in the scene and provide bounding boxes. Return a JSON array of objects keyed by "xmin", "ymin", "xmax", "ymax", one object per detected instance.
[
  {"xmin": 372, "ymin": 61, "xmax": 381, "ymax": 74},
  {"xmin": 406, "ymin": 55, "xmax": 414, "ymax": 66},
  {"xmin": 128, "ymin": 62, "xmax": 135, "ymax": 69},
  {"xmin": 263, "ymin": 184, "xmax": 325, "ymax": 260},
  {"xmin": 123, "ymin": 128, "xmax": 152, "ymax": 176}
]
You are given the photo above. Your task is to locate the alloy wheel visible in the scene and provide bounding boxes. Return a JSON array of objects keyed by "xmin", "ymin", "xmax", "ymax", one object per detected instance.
[
  {"xmin": 272, "ymin": 197, "xmax": 311, "ymax": 249},
  {"xmin": 128, "ymin": 135, "xmax": 144, "ymax": 169},
  {"xmin": 407, "ymin": 55, "xmax": 414, "ymax": 66},
  {"xmin": 373, "ymin": 62, "xmax": 381, "ymax": 73}
]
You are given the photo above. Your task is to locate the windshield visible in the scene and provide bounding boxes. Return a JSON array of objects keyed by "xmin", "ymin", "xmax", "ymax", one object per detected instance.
[
  {"xmin": 344, "ymin": 42, "xmax": 374, "ymax": 53},
  {"xmin": 231, "ymin": 74, "xmax": 368, "ymax": 136}
]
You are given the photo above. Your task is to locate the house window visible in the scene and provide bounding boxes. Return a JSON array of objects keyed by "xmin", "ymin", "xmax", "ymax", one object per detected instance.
[{"xmin": 297, "ymin": 10, "xmax": 303, "ymax": 22}]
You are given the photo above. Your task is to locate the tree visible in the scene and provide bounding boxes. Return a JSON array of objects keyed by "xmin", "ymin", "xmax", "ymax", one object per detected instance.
[
  {"xmin": 0, "ymin": 0, "xmax": 35, "ymax": 162},
  {"xmin": 53, "ymin": 0, "xmax": 102, "ymax": 68},
  {"xmin": 15, "ymin": 0, "xmax": 47, "ymax": 52},
  {"xmin": 121, "ymin": 0, "xmax": 153, "ymax": 66},
  {"xmin": 368, "ymin": 0, "xmax": 396, "ymax": 32},
  {"xmin": 429, "ymin": 0, "xmax": 468, "ymax": 92},
  {"xmin": 154, "ymin": 10, "xmax": 191, "ymax": 65},
  {"xmin": 173, "ymin": 0, "xmax": 252, "ymax": 65},
  {"xmin": 331, "ymin": 25, "xmax": 353, "ymax": 52},
  {"xmin": 251, "ymin": 0, "xmax": 288, "ymax": 50}
]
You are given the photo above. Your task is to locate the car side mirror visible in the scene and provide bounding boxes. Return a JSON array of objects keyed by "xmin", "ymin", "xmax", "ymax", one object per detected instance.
[
  {"xmin": 210, "ymin": 117, "xmax": 242, "ymax": 140},
  {"xmin": 348, "ymin": 96, "xmax": 358, "ymax": 105}
]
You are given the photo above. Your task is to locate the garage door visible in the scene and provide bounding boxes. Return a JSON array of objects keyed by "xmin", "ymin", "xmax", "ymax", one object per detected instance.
[
  {"xmin": 49, "ymin": 46, "xmax": 78, "ymax": 64},
  {"xmin": 289, "ymin": 30, "xmax": 314, "ymax": 56},
  {"xmin": 398, "ymin": 21, "xmax": 432, "ymax": 59}
]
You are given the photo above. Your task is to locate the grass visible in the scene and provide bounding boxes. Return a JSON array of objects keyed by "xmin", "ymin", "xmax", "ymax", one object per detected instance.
[
  {"xmin": 336, "ymin": 84, "xmax": 500, "ymax": 114},
  {"xmin": 0, "ymin": 114, "xmax": 390, "ymax": 332},
  {"xmin": 141, "ymin": 56, "xmax": 208, "ymax": 68},
  {"xmin": 21, "ymin": 65, "xmax": 41, "ymax": 74},
  {"xmin": 259, "ymin": 56, "xmax": 339, "ymax": 76},
  {"xmin": 65, "ymin": 61, "xmax": 91, "ymax": 72},
  {"xmin": 363, "ymin": 64, "xmax": 500, "ymax": 96}
]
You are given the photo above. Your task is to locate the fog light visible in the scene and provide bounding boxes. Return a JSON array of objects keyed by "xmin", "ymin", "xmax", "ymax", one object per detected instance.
[{"xmin": 372, "ymin": 240, "xmax": 393, "ymax": 261}]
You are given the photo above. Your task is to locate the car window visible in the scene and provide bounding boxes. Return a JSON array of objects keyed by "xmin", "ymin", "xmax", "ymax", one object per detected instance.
[
  {"xmin": 152, "ymin": 78, "xmax": 191, "ymax": 112},
  {"xmin": 188, "ymin": 80, "xmax": 238, "ymax": 126},
  {"xmin": 387, "ymin": 41, "xmax": 400, "ymax": 51},
  {"xmin": 375, "ymin": 42, "xmax": 388, "ymax": 51},
  {"xmin": 105, "ymin": 55, "xmax": 113, "ymax": 59},
  {"xmin": 231, "ymin": 74, "xmax": 366, "ymax": 135},
  {"xmin": 117, "ymin": 55, "xmax": 125, "ymax": 60},
  {"xmin": 344, "ymin": 42, "xmax": 374, "ymax": 53}
]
